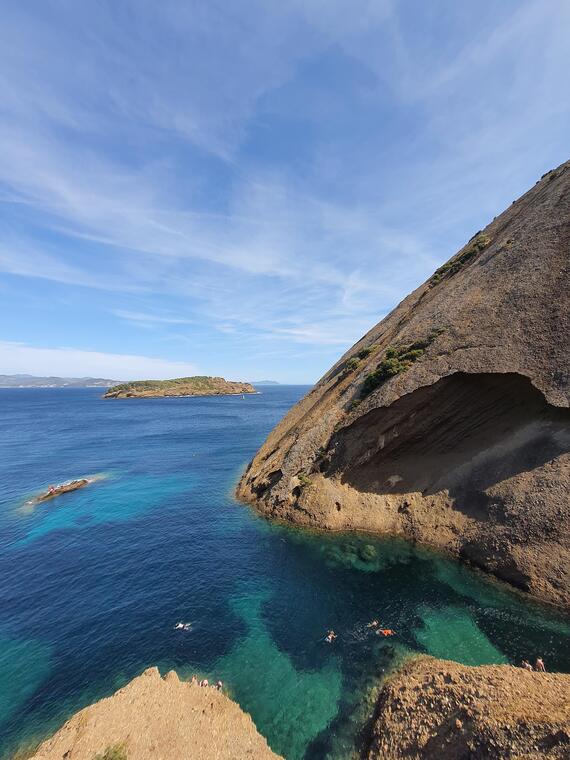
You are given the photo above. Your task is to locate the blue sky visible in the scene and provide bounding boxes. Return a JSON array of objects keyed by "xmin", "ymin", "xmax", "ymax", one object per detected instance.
[{"xmin": 0, "ymin": 0, "xmax": 568, "ymax": 383}]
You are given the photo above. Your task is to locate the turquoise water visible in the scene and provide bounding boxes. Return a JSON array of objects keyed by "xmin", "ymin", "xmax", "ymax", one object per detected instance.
[{"xmin": 0, "ymin": 387, "xmax": 569, "ymax": 759}]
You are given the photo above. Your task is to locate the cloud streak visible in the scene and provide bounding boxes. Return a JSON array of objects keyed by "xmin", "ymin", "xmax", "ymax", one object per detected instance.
[{"xmin": 0, "ymin": 0, "xmax": 568, "ymax": 381}]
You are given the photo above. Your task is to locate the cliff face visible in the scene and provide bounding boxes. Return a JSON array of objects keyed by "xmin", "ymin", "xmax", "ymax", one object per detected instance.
[
  {"xmin": 28, "ymin": 668, "xmax": 280, "ymax": 760},
  {"xmin": 366, "ymin": 657, "xmax": 570, "ymax": 759},
  {"xmin": 237, "ymin": 161, "xmax": 570, "ymax": 609}
]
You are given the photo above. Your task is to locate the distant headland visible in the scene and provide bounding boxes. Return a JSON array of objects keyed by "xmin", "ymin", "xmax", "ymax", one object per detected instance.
[
  {"xmin": 103, "ymin": 376, "xmax": 256, "ymax": 399},
  {"xmin": 0, "ymin": 374, "xmax": 117, "ymax": 388}
]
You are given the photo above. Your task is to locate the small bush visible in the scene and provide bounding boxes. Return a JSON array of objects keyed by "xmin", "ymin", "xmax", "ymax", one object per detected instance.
[
  {"xmin": 357, "ymin": 346, "xmax": 375, "ymax": 359},
  {"xmin": 92, "ymin": 745, "xmax": 127, "ymax": 760},
  {"xmin": 430, "ymin": 234, "xmax": 491, "ymax": 286},
  {"xmin": 297, "ymin": 472, "xmax": 313, "ymax": 488},
  {"xmin": 346, "ymin": 358, "xmax": 360, "ymax": 371},
  {"xmin": 361, "ymin": 329, "xmax": 443, "ymax": 397}
]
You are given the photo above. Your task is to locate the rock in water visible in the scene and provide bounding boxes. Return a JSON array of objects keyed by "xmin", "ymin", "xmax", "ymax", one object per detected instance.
[
  {"xmin": 28, "ymin": 668, "xmax": 281, "ymax": 760},
  {"xmin": 237, "ymin": 161, "xmax": 570, "ymax": 610}
]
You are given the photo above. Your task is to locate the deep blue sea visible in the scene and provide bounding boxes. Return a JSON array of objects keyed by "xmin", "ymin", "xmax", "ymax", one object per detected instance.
[{"xmin": 0, "ymin": 386, "xmax": 569, "ymax": 759}]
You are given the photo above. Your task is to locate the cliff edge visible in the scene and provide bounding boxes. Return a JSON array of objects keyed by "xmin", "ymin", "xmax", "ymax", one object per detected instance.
[
  {"xmin": 237, "ymin": 161, "xmax": 570, "ymax": 609},
  {"xmin": 367, "ymin": 657, "xmax": 570, "ymax": 759},
  {"xmin": 28, "ymin": 668, "xmax": 280, "ymax": 760}
]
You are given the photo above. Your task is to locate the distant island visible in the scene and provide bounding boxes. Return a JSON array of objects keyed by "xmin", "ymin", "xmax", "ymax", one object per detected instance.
[
  {"xmin": 103, "ymin": 376, "xmax": 256, "ymax": 399},
  {"xmin": 0, "ymin": 374, "xmax": 117, "ymax": 388}
]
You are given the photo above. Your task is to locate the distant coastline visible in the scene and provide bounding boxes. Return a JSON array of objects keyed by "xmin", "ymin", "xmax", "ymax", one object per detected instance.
[{"xmin": 0, "ymin": 374, "xmax": 117, "ymax": 388}]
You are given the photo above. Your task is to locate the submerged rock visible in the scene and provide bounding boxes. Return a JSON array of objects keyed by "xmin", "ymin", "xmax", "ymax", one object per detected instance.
[
  {"xmin": 237, "ymin": 160, "xmax": 570, "ymax": 610},
  {"xmin": 28, "ymin": 668, "xmax": 281, "ymax": 760},
  {"xmin": 358, "ymin": 544, "xmax": 377, "ymax": 562}
]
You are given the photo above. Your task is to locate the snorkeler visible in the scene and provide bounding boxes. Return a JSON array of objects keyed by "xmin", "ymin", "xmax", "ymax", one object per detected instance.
[
  {"xmin": 377, "ymin": 629, "xmax": 395, "ymax": 637},
  {"xmin": 325, "ymin": 630, "xmax": 337, "ymax": 643}
]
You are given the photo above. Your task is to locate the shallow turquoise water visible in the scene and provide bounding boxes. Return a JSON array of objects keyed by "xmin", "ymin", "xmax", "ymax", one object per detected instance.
[{"xmin": 0, "ymin": 387, "xmax": 569, "ymax": 759}]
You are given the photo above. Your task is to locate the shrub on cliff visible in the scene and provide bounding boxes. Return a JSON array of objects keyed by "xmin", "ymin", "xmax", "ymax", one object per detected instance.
[
  {"xmin": 361, "ymin": 331, "xmax": 442, "ymax": 397},
  {"xmin": 430, "ymin": 233, "xmax": 491, "ymax": 286},
  {"xmin": 92, "ymin": 744, "xmax": 127, "ymax": 760}
]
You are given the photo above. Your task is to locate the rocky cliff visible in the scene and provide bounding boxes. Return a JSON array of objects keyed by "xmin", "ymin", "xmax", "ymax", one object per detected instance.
[
  {"xmin": 366, "ymin": 657, "xmax": 570, "ymax": 759},
  {"xmin": 237, "ymin": 161, "xmax": 570, "ymax": 609},
  {"xmin": 28, "ymin": 668, "xmax": 280, "ymax": 760}
]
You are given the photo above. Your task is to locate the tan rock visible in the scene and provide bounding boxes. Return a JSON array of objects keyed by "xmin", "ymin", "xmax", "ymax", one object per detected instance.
[
  {"xmin": 29, "ymin": 668, "xmax": 281, "ymax": 760},
  {"xmin": 366, "ymin": 657, "xmax": 570, "ymax": 759}
]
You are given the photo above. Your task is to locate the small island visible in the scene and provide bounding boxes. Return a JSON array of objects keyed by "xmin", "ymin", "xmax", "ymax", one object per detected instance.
[{"xmin": 103, "ymin": 376, "xmax": 256, "ymax": 399}]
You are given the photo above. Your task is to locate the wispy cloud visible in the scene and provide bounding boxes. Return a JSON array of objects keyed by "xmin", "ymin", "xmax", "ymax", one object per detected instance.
[{"xmin": 0, "ymin": 1, "xmax": 568, "ymax": 381}]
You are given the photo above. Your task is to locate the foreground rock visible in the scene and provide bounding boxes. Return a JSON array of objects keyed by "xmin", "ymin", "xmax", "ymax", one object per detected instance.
[
  {"xmin": 104, "ymin": 376, "xmax": 256, "ymax": 399},
  {"xmin": 29, "ymin": 668, "xmax": 280, "ymax": 760},
  {"xmin": 367, "ymin": 657, "xmax": 570, "ymax": 759},
  {"xmin": 238, "ymin": 161, "xmax": 570, "ymax": 609}
]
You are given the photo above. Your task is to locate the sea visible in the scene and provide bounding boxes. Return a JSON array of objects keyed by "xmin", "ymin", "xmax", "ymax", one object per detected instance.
[{"xmin": 0, "ymin": 386, "xmax": 569, "ymax": 759}]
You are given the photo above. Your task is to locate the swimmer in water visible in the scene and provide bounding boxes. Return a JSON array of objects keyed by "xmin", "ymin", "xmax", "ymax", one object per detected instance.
[
  {"xmin": 325, "ymin": 630, "xmax": 337, "ymax": 643},
  {"xmin": 367, "ymin": 620, "xmax": 379, "ymax": 628},
  {"xmin": 376, "ymin": 629, "xmax": 395, "ymax": 637}
]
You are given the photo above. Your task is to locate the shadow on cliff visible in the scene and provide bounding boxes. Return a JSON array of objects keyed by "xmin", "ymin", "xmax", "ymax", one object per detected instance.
[{"xmin": 327, "ymin": 372, "xmax": 570, "ymax": 521}]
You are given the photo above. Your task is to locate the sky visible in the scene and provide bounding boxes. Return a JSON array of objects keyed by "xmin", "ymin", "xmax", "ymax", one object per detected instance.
[{"xmin": 0, "ymin": 1, "xmax": 568, "ymax": 383}]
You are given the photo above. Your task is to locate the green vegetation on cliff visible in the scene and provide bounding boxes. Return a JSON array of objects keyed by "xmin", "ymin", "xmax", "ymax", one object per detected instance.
[
  {"xmin": 361, "ymin": 331, "xmax": 442, "ymax": 397},
  {"xmin": 430, "ymin": 233, "xmax": 491, "ymax": 286}
]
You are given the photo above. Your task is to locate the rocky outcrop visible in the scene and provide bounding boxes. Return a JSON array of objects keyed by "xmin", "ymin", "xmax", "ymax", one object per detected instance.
[
  {"xmin": 104, "ymin": 376, "xmax": 256, "ymax": 398},
  {"xmin": 366, "ymin": 657, "xmax": 570, "ymax": 759},
  {"xmin": 28, "ymin": 668, "xmax": 280, "ymax": 760},
  {"xmin": 237, "ymin": 161, "xmax": 570, "ymax": 609}
]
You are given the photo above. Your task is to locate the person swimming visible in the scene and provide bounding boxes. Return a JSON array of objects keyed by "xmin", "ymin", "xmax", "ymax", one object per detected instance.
[
  {"xmin": 325, "ymin": 630, "xmax": 337, "ymax": 643},
  {"xmin": 376, "ymin": 628, "xmax": 395, "ymax": 637},
  {"xmin": 367, "ymin": 620, "xmax": 379, "ymax": 628},
  {"xmin": 174, "ymin": 622, "xmax": 192, "ymax": 631}
]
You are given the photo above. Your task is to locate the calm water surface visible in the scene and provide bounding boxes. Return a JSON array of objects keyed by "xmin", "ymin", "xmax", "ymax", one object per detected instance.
[{"xmin": 0, "ymin": 387, "xmax": 569, "ymax": 759}]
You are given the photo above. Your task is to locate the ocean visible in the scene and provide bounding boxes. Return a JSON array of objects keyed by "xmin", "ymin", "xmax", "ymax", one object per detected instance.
[{"xmin": 0, "ymin": 386, "xmax": 569, "ymax": 759}]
